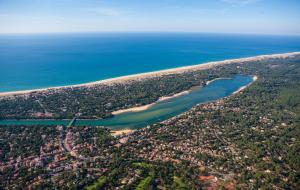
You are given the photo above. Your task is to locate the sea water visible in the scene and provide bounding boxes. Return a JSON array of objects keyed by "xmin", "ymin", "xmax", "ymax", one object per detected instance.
[{"xmin": 0, "ymin": 32, "xmax": 300, "ymax": 92}]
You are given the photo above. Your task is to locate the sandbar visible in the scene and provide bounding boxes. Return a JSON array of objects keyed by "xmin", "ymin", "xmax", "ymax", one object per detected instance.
[
  {"xmin": 111, "ymin": 129, "xmax": 134, "ymax": 137},
  {"xmin": 111, "ymin": 90, "xmax": 190, "ymax": 115},
  {"xmin": 233, "ymin": 75, "xmax": 258, "ymax": 95}
]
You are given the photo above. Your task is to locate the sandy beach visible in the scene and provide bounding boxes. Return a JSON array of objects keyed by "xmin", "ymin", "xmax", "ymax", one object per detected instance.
[
  {"xmin": 112, "ymin": 90, "xmax": 190, "ymax": 115},
  {"xmin": 158, "ymin": 90, "xmax": 189, "ymax": 101},
  {"xmin": 0, "ymin": 52, "xmax": 299, "ymax": 97},
  {"xmin": 111, "ymin": 129, "xmax": 134, "ymax": 137},
  {"xmin": 205, "ymin": 77, "xmax": 231, "ymax": 85},
  {"xmin": 233, "ymin": 75, "xmax": 258, "ymax": 95},
  {"xmin": 111, "ymin": 103, "xmax": 156, "ymax": 115}
]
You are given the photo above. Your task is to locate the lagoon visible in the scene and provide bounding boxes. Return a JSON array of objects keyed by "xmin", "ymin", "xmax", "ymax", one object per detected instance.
[{"xmin": 0, "ymin": 75, "xmax": 253, "ymax": 129}]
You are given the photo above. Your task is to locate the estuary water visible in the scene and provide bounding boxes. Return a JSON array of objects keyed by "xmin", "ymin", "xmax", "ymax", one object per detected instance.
[
  {"xmin": 0, "ymin": 75, "xmax": 253, "ymax": 129},
  {"xmin": 0, "ymin": 33, "xmax": 300, "ymax": 92}
]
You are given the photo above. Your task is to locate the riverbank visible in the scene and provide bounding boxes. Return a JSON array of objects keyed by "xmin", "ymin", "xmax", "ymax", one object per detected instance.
[
  {"xmin": 0, "ymin": 52, "xmax": 299, "ymax": 97},
  {"xmin": 111, "ymin": 129, "xmax": 135, "ymax": 137}
]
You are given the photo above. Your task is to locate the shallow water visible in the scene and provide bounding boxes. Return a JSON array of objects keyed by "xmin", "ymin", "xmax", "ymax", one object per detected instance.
[{"xmin": 0, "ymin": 75, "xmax": 253, "ymax": 129}]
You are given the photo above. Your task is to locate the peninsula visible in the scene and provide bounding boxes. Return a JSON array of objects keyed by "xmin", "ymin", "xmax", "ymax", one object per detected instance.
[
  {"xmin": 0, "ymin": 52, "xmax": 299, "ymax": 121},
  {"xmin": 0, "ymin": 52, "xmax": 298, "ymax": 97}
]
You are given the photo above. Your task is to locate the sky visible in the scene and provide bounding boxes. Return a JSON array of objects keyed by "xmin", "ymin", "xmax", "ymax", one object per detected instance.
[{"xmin": 0, "ymin": 0, "xmax": 299, "ymax": 35}]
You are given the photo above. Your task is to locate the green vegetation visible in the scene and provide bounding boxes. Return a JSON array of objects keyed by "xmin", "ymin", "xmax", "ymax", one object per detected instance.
[
  {"xmin": 277, "ymin": 86, "xmax": 300, "ymax": 112},
  {"xmin": 136, "ymin": 176, "xmax": 153, "ymax": 190},
  {"xmin": 133, "ymin": 163, "xmax": 155, "ymax": 190},
  {"xmin": 85, "ymin": 176, "xmax": 106, "ymax": 190},
  {"xmin": 173, "ymin": 176, "xmax": 188, "ymax": 189}
]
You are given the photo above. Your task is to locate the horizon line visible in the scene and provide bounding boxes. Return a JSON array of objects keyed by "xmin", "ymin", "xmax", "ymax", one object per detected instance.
[{"xmin": 0, "ymin": 31, "xmax": 300, "ymax": 37}]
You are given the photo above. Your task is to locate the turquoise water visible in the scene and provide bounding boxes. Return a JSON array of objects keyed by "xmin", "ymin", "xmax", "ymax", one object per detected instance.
[
  {"xmin": 0, "ymin": 33, "xmax": 299, "ymax": 92},
  {"xmin": 0, "ymin": 75, "xmax": 253, "ymax": 129}
]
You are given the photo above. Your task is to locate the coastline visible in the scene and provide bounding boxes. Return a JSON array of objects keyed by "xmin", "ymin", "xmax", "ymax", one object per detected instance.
[{"xmin": 0, "ymin": 52, "xmax": 299, "ymax": 97}]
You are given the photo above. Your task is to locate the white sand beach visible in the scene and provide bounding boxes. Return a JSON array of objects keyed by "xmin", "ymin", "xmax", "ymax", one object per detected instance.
[
  {"xmin": 205, "ymin": 77, "xmax": 232, "ymax": 85},
  {"xmin": 111, "ymin": 103, "xmax": 156, "ymax": 115},
  {"xmin": 111, "ymin": 129, "xmax": 134, "ymax": 137}
]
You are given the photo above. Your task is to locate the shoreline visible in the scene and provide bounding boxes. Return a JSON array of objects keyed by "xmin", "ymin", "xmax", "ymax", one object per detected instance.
[
  {"xmin": 110, "ymin": 129, "xmax": 135, "ymax": 137},
  {"xmin": 111, "ymin": 90, "xmax": 190, "ymax": 115},
  {"xmin": 0, "ymin": 52, "xmax": 299, "ymax": 97},
  {"xmin": 233, "ymin": 75, "xmax": 258, "ymax": 95},
  {"xmin": 206, "ymin": 77, "xmax": 231, "ymax": 85}
]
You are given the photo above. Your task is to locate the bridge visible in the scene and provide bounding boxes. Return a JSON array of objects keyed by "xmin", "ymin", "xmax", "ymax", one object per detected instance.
[{"xmin": 67, "ymin": 117, "xmax": 77, "ymax": 128}]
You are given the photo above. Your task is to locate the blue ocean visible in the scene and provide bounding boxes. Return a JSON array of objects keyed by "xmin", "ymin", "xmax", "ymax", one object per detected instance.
[{"xmin": 0, "ymin": 32, "xmax": 300, "ymax": 92}]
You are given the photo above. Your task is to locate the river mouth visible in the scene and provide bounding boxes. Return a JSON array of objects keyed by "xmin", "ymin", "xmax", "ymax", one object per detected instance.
[{"xmin": 0, "ymin": 75, "xmax": 254, "ymax": 129}]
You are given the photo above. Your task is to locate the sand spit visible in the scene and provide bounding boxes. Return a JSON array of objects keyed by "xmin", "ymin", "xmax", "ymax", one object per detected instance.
[
  {"xmin": 112, "ymin": 90, "xmax": 190, "ymax": 115},
  {"xmin": 111, "ymin": 103, "xmax": 156, "ymax": 115},
  {"xmin": 111, "ymin": 129, "xmax": 134, "ymax": 137},
  {"xmin": 158, "ymin": 90, "xmax": 189, "ymax": 101},
  {"xmin": 233, "ymin": 75, "xmax": 258, "ymax": 95},
  {"xmin": 0, "ymin": 52, "xmax": 299, "ymax": 97},
  {"xmin": 205, "ymin": 77, "xmax": 231, "ymax": 85}
]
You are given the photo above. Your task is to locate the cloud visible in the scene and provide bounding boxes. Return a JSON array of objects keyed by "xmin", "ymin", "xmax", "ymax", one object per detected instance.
[{"xmin": 221, "ymin": 0, "xmax": 261, "ymax": 6}]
